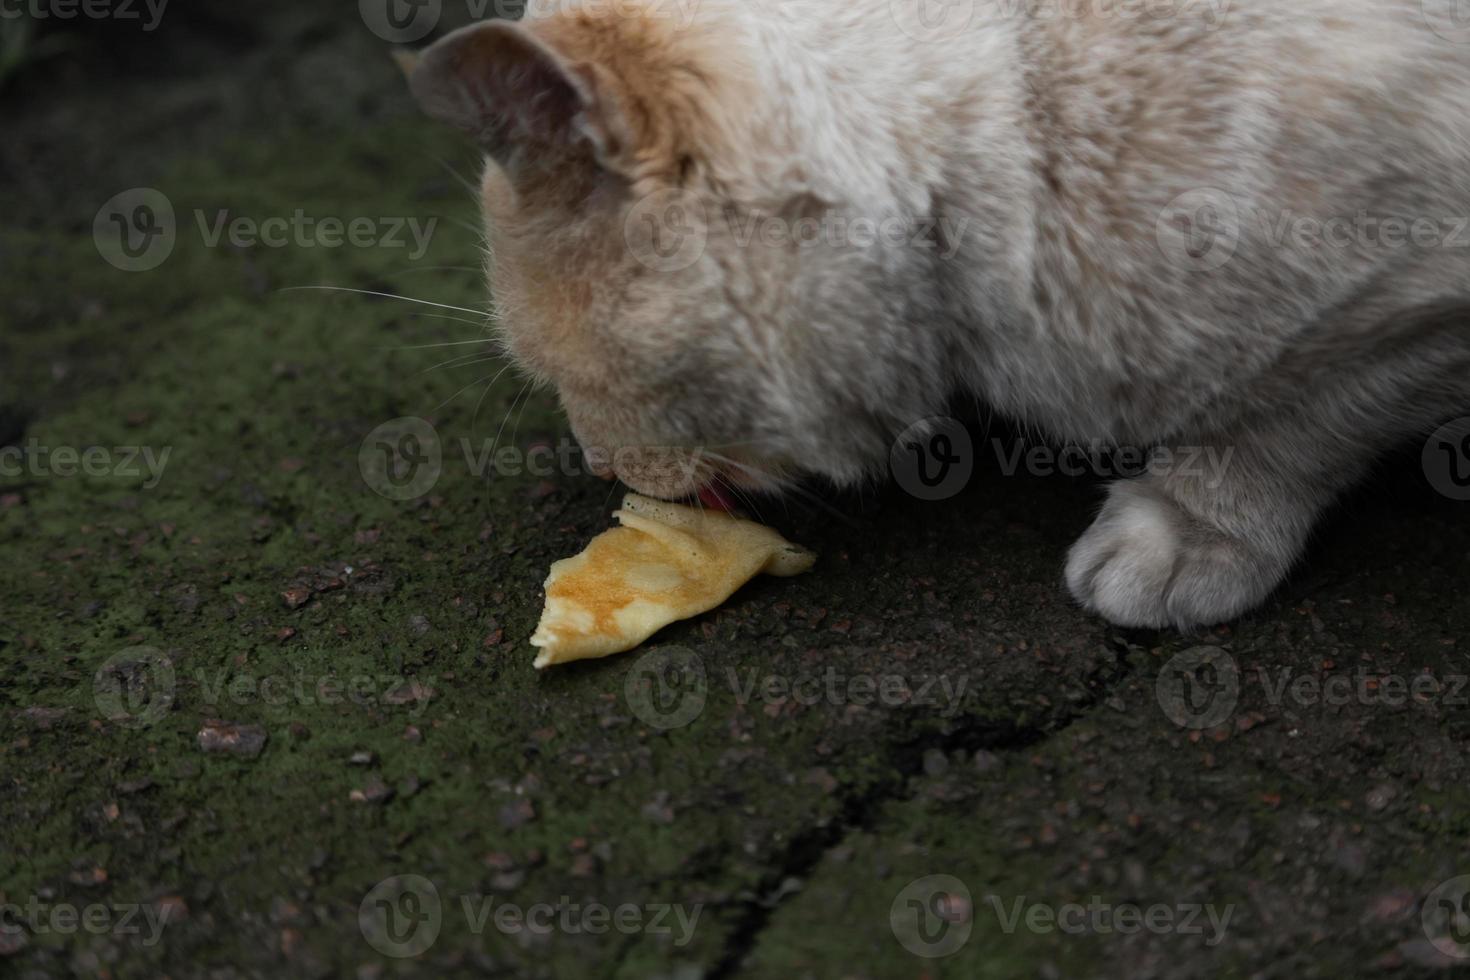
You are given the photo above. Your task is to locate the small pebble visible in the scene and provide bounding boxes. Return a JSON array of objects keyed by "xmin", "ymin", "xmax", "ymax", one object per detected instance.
[{"xmin": 197, "ymin": 720, "xmax": 268, "ymax": 759}]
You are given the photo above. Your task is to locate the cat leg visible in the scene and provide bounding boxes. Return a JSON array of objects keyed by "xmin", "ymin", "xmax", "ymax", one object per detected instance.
[
  {"xmin": 1063, "ymin": 437, "xmax": 1337, "ymax": 630},
  {"xmin": 1064, "ymin": 354, "xmax": 1465, "ymax": 628}
]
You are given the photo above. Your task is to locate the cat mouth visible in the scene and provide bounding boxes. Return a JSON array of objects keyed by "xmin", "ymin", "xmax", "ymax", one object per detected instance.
[
  {"xmin": 693, "ymin": 460, "xmax": 789, "ymax": 514},
  {"xmin": 597, "ymin": 448, "xmax": 746, "ymax": 513},
  {"xmin": 695, "ymin": 480, "xmax": 739, "ymax": 514}
]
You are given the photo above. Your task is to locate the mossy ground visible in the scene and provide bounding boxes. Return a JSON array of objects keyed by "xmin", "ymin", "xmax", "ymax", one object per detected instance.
[{"xmin": 2, "ymin": 5, "xmax": 1468, "ymax": 978}]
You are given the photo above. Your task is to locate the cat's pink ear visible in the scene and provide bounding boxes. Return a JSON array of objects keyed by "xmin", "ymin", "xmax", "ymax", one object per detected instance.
[{"xmin": 409, "ymin": 21, "xmax": 628, "ymax": 172}]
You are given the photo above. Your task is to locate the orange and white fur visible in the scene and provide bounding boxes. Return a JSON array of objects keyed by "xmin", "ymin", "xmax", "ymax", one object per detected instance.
[{"xmin": 410, "ymin": 0, "xmax": 1470, "ymax": 629}]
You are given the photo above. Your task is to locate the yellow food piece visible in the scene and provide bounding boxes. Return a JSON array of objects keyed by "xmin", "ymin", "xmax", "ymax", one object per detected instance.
[{"xmin": 531, "ymin": 494, "xmax": 817, "ymax": 668}]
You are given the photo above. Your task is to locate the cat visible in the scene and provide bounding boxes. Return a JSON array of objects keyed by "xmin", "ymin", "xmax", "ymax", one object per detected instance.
[{"xmin": 408, "ymin": 0, "xmax": 1470, "ymax": 629}]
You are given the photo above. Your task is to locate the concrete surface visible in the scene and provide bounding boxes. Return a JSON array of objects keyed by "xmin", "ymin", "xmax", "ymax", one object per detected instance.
[{"xmin": 2, "ymin": 4, "xmax": 1468, "ymax": 977}]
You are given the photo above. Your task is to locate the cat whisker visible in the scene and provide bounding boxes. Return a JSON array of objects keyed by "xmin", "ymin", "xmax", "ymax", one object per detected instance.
[
  {"xmin": 391, "ymin": 337, "xmax": 499, "ymax": 352},
  {"xmin": 471, "ymin": 365, "xmax": 516, "ymax": 434},
  {"xmin": 382, "ymin": 265, "xmax": 484, "ymax": 278},
  {"xmin": 509, "ymin": 376, "xmax": 542, "ymax": 454},
  {"xmin": 722, "ymin": 478, "xmax": 766, "ymax": 523},
  {"xmin": 419, "ymin": 352, "xmax": 506, "ymax": 376},
  {"xmin": 703, "ymin": 451, "xmax": 854, "ymax": 527},
  {"xmin": 602, "ymin": 477, "xmax": 624, "ymax": 511},
  {"xmin": 442, "ymin": 214, "xmax": 488, "ymax": 241},
  {"xmin": 487, "ymin": 379, "xmax": 535, "ymax": 459},
  {"xmin": 433, "ymin": 155, "xmax": 482, "ymax": 199},
  {"xmin": 395, "ymin": 311, "xmax": 499, "ymax": 333},
  {"xmin": 435, "ymin": 370, "xmax": 509, "ymax": 412},
  {"xmin": 281, "ymin": 285, "xmax": 492, "ymax": 319}
]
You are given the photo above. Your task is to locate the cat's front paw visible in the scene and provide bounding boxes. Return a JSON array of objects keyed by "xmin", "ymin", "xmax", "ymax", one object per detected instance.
[{"xmin": 1065, "ymin": 480, "xmax": 1286, "ymax": 629}]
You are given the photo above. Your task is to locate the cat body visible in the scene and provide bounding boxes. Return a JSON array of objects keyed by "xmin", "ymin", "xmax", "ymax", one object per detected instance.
[{"xmin": 411, "ymin": 0, "xmax": 1470, "ymax": 627}]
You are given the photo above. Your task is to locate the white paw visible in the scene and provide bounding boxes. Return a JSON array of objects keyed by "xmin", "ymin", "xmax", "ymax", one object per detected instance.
[{"xmin": 1065, "ymin": 481, "xmax": 1283, "ymax": 629}]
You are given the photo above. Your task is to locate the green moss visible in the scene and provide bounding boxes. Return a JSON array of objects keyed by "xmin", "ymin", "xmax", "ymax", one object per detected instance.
[{"xmin": 4, "ymin": 29, "xmax": 1468, "ymax": 980}]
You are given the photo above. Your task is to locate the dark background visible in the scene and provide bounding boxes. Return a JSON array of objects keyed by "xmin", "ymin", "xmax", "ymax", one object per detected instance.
[{"xmin": 3, "ymin": 2, "xmax": 1469, "ymax": 977}]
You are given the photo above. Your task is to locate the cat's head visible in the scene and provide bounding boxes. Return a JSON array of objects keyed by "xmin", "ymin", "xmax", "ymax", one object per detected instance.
[{"xmin": 411, "ymin": 8, "xmax": 940, "ymax": 500}]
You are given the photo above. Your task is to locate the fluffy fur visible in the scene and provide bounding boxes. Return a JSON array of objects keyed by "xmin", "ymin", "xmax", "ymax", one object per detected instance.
[{"xmin": 411, "ymin": 0, "xmax": 1470, "ymax": 629}]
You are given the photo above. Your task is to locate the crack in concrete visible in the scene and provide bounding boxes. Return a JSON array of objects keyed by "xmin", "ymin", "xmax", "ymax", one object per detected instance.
[{"xmin": 706, "ymin": 634, "xmax": 1143, "ymax": 978}]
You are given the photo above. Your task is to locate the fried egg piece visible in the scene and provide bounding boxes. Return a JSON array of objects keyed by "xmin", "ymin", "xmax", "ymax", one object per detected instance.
[{"xmin": 530, "ymin": 494, "xmax": 816, "ymax": 668}]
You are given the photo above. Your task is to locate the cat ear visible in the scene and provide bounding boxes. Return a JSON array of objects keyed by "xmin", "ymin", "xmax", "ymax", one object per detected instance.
[{"xmin": 409, "ymin": 21, "xmax": 630, "ymax": 173}]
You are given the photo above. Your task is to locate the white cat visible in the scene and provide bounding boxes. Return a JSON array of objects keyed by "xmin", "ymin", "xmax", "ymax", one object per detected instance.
[{"xmin": 410, "ymin": 0, "xmax": 1470, "ymax": 629}]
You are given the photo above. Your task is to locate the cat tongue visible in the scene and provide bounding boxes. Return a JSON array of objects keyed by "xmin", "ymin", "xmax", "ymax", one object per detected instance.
[{"xmin": 697, "ymin": 483, "xmax": 738, "ymax": 513}]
